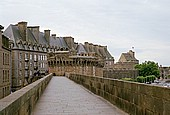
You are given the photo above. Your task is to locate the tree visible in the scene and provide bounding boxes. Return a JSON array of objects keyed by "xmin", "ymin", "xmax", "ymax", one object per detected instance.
[{"xmin": 135, "ymin": 61, "xmax": 160, "ymax": 77}]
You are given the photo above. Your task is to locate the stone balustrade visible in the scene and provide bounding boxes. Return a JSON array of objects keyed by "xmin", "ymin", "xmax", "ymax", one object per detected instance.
[
  {"xmin": 0, "ymin": 73, "xmax": 53, "ymax": 115},
  {"xmin": 68, "ymin": 73, "xmax": 170, "ymax": 115}
]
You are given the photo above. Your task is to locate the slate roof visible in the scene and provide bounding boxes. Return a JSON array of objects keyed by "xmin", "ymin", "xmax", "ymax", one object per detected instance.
[
  {"xmin": 76, "ymin": 43, "xmax": 87, "ymax": 54},
  {"xmin": 4, "ymin": 24, "xmax": 38, "ymax": 46},
  {"xmin": 104, "ymin": 47, "xmax": 113, "ymax": 59},
  {"xmin": 3, "ymin": 23, "xmax": 114, "ymax": 60},
  {"xmin": 39, "ymin": 32, "xmax": 48, "ymax": 46},
  {"xmin": 49, "ymin": 37, "xmax": 68, "ymax": 49},
  {"xmin": 4, "ymin": 24, "xmax": 69, "ymax": 50},
  {"xmin": 125, "ymin": 53, "xmax": 136, "ymax": 61},
  {"xmin": 120, "ymin": 53, "xmax": 138, "ymax": 62}
]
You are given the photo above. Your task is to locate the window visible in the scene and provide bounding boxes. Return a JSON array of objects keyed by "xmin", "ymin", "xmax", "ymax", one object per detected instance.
[
  {"xmin": 45, "ymin": 55, "xmax": 47, "ymax": 60},
  {"xmin": 19, "ymin": 52, "xmax": 22, "ymax": 60},
  {"xmin": 38, "ymin": 55, "xmax": 40, "ymax": 60},
  {"xmin": 19, "ymin": 79, "xmax": 22, "ymax": 85},
  {"xmin": 34, "ymin": 54, "xmax": 37, "ymax": 61},
  {"xmin": 3, "ymin": 88, "xmax": 5, "ymax": 97},
  {"xmin": 20, "ymin": 61, "xmax": 22, "ymax": 68},
  {"xmin": 30, "ymin": 54, "xmax": 32, "ymax": 60},
  {"xmin": 30, "ymin": 70, "xmax": 33, "ymax": 76},
  {"xmin": 25, "ymin": 62, "xmax": 28, "ymax": 66},
  {"xmin": 34, "ymin": 62, "xmax": 37, "ymax": 66},
  {"xmin": 7, "ymin": 70, "xmax": 9, "ymax": 82},
  {"xmin": 7, "ymin": 54, "xmax": 9, "ymax": 65},
  {"xmin": 19, "ymin": 70, "xmax": 22, "ymax": 76},
  {"xmin": 30, "ymin": 62, "xmax": 33, "ymax": 67},
  {"xmin": 3, "ymin": 70, "xmax": 4, "ymax": 82},
  {"xmin": 25, "ymin": 71, "xmax": 28, "ymax": 77},
  {"xmin": 25, "ymin": 53, "xmax": 28, "ymax": 59},
  {"xmin": 42, "ymin": 63, "xmax": 44, "ymax": 68},
  {"xmin": 3, "ymin": 53, "xmax": 4, "ymax": 65},
  {"xmin": 5, "ymin": 54, "xmax": 6, "ymax": 64},
  {"xmin": 40, "ymin": 63, "xmax": 42, "ymax": 68}
]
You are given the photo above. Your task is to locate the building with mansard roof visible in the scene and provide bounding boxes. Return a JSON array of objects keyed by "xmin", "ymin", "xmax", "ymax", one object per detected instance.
[
  {"xmin": 4, "ymin": 22, "xmax": 49, "ymax": 91},
  {"xmin": 48, "ymin": 39, "xmax": 115, "ymax": 76},
  {"xmin": 4, "ymin": 21, "xmax": 115, "ymax": 91}
]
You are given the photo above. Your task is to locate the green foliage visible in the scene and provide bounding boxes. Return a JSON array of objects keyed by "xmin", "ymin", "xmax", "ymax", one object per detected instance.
[
  {"xmin": 136, "ymin": 75, "xmax": 156, "ymax": 83},
  {"xmin": 121, "ymin": 78, "xmax": 135, "ymax": 81},
  {"xmin": 167, "ymin": 75, "xmax": 170, "ymax": 79},
  {"xmin": 136, "ymin": 76, "xmax": 145, "ymax": 83},
  {"xmin": 135, "ymin": 61, "xmax": 160, "ymax": 77}
]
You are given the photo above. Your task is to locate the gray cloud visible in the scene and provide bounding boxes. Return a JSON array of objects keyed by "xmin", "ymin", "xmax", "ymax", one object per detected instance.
[{"xmin": 1, "ymin": 0, "xmax": 170, "ymax": 65}]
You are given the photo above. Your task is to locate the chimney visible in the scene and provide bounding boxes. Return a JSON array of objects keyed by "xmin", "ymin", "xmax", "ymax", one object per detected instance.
[
  {"xmin": 0, "ymin": 25, "xmax": 4, "ymax": 30},
  {"xmin": 44, "ymin": 29, "xmax": 50, "ymax": 45},
  {"xmin": 18, "ymin": 21, "xmax": 27, "ymax": 41},
  {"xmin": 63, "ymin": 36, "xmax": 74, "ymax": 49},
  {"xmin": 74, "ymin": 42, "xmax": 78, "ymax": 49},
  {"xmin": 52, "ymin": 34, "xmax": 56, "ymax": 37},
  {"xmin": 0, "ymin": 25, "xmax": 4, "ymax": 47},
  {"xmin": 89, "ymin": 43, "xmax": 93, "ymax": 52},
  {"xmin": 28, "ymin": 26, "xmax": 40, "ymax": 43},
  {"xmin": 129, "ymin": 50, "xmax": 135, "ymax": 57},
  {"xmin": 94, "ymin": 45, "xmax": 100, "ymax": 55},
  {"xmin": 99, "ymin": 45, "xmax": 106, "ymax": 56},
  {"xmin": 84, "ymin": 42, "xmax": 90, "ymax": 52}
]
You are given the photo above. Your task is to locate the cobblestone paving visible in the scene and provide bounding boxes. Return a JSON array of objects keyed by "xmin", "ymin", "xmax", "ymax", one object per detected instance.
[{"xmin": 32, "ymin": 77, "xmax": 128, "ymax": 115}]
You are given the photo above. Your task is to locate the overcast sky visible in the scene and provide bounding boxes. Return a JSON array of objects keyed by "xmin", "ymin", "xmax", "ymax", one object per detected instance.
[{"xmin": 1, "ymin": 0, "xmax": 170, "ymax": 66}]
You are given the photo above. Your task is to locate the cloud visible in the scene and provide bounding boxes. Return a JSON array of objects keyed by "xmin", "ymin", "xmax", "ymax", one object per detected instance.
[{"xmin": 1, "ymin": 0, "xmax": 170, "ymax": 66}]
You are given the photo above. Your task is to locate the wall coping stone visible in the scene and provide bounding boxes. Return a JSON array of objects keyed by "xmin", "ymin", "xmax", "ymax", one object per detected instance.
[{"xmin": 0, "ymin": 73, "xmax": 53, "ymax": 115}]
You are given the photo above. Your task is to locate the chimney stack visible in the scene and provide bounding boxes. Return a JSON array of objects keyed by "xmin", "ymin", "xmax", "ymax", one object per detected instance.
[
  {"xmin": 18, "ymin": 21, "xmax": 27, "ymax": 41},
  {"xmin": 0, "ymin": 25, "xmax": 4, "ymax": 47},
  {"xmin": 129, "ymin": 50, "xmax": 135, "ymax": 57},
  {"xmin": 28, "ymin": 26, "xmax": 40, "ymax": 43},
  {"xmin": 84, "ymin": 42, "xmax": 90, "ymax": 52},
  {"xmin": 63, "ymin": 36, "xmax": 75, "ymax": 49},
  {"xmin": 0, "ymin": 25, "xmax": 4, "ymax": 30},
  {"xmin": 44, "ymin": 29, "xmax": 50, "ymax": 45},
  {"xmin": 52, "ymin": 34, "xmax": 56, "ymax": 37}
]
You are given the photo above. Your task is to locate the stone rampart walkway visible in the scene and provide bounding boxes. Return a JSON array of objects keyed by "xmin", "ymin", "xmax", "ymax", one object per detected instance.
[{"xmin": 32, "ymin": 76, "xmax": 127, "ymax": 115}]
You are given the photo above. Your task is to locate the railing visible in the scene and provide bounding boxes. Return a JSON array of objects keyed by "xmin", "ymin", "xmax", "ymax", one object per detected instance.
[
  {"xmin": 0, "ymin": 73, "xmax": 53, "ymax": 115},
  {"xmin": 67, "ymin": 73, "xmax": 170, "ymax": 115}
]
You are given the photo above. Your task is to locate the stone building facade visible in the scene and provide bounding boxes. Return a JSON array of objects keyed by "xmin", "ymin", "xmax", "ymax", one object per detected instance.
[
  {"xmin": 4, "ymin": 22, "xmax": 48, "ymax": 92},
  {"xmin": 114, "ymin": 50, "xmax": 139, "ymax": 70},
  {"xmin": 0, "ymin": 25, "xmax": 11, "ymax": 99},
  {"xmin": 4, "ymin": 21, "xmax": 138, "ymax": 93},
  {"xmin": 103, "ymin": 50, "xmax": 139, "ymax": 79},
  {"xmin": 159, "ymin": 66, "xmax": 170, "ymax": 78},
  {"xmin": 48, "ymin": 37, "xmax": 114, "ymax": 77}
]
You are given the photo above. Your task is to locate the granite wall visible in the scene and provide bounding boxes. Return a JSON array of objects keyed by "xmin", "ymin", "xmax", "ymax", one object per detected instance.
[
  {"xmin": 68, "ymin": 73, "xmax": 170, "ymax": 115},
  {"xmin": 103, "ymin": 69, "xmax": 138, "ymax": 79},
  {"xmin": 0, "ymin": 73, "xmax": 53, "ymax": 115}
]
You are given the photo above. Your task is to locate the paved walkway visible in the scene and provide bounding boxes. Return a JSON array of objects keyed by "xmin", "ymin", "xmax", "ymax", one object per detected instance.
[{"xmin": 32, "ymin": 77, "xmax": 127, "ymax": 115}]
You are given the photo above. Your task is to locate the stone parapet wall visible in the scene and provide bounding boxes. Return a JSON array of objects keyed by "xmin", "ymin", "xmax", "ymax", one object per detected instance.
[
  {"xmin": 103, "ymin": 69, "xmax": 138, "ymax": 79},
  {"xmin": 0, "ymin": 73, "xmax": 53, "ymax": 115},
  {"xmin": 68, "ymin": 73, "xmax": 170, "ymax": 115}
]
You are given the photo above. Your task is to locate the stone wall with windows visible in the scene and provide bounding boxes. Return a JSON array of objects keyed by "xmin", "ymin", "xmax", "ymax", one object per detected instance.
[
  {"xmin": 11, "ymin": 50, "xmax": 48, "ymax": 92},
  {"xmin": 0, "ymin": 27, "xmax": 11, "ymax": 99}
]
